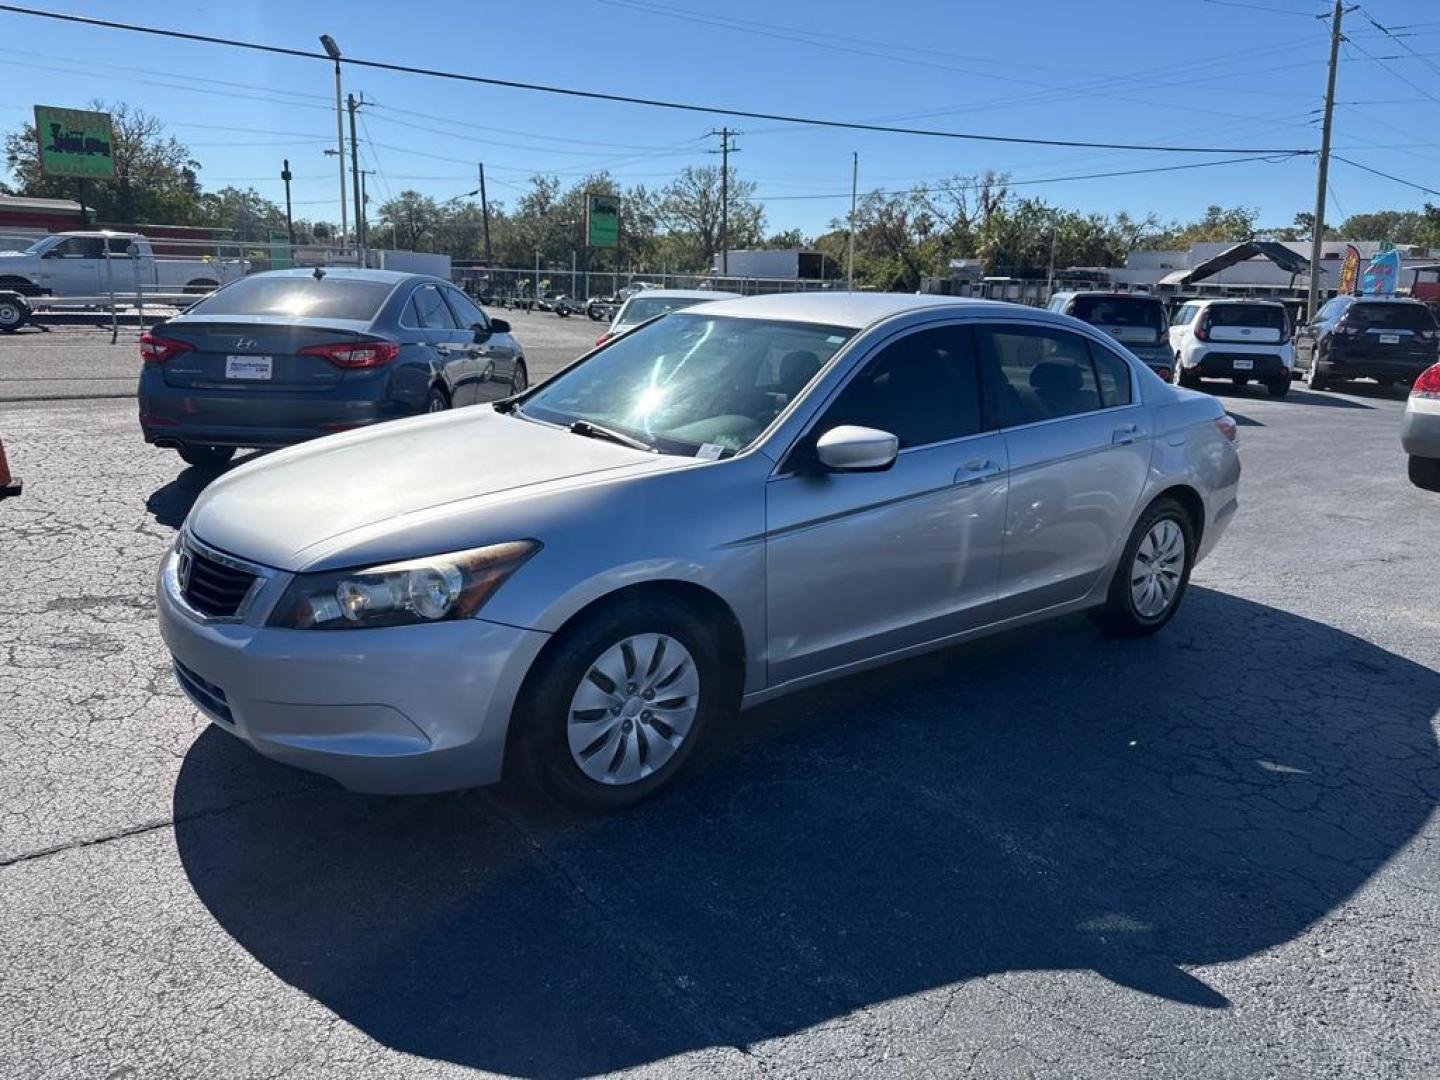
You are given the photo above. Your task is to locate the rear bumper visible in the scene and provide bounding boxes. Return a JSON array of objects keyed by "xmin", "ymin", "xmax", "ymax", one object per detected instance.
[
  {"xmin": 138, "ymin": 369, "xmax": 413, "ymax": 448},
  {"xmin": 1188, "ymin": 350, "xmax": 1291, "ymax": 380},
  {"xmin": 1321, "ymin": 343, "xmax": 1435, "ymax": 381},
  {"xmin": 1401, "ymin": 397, "xmax": 1440, "ymax": 458}
]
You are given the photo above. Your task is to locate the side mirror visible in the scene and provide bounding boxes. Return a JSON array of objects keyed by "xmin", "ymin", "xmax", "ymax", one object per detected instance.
[
  {"xmin": 488, "ymin": 318, "xmax": 510, "ymax": 335},
  {"xmin": 815, "ymin": 425, "xmax": 899, "ymax": 472}
]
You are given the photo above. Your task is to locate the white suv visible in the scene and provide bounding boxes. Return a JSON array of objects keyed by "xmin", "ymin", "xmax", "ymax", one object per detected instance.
[{"xmin": 1168, "ymin": 299, "xmax": 1294, "ymax": 398}]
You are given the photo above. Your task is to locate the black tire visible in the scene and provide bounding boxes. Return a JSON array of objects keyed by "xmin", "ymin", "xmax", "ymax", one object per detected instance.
[
  {"xmin": 1408, "ymin": 454, "xmax": 1440, "ymax": 491},
  {"xmin": 1266, "ymin": 377, "xmax": 1290, "ymax": 398},
  {"xmin": 0, "ymin": 296, "xmax": 27, "ymax": 332},
  {"xmin": 512, "ymin": 595, "xmax": 733, "ymax": 810},
  {"xmin": 0, "ymin": 276, "xmax": 40, "ymax": 298},
  {"xmin": 183, "ymin": 279, "xmax": 219, "ymax": 296},
  {"xmin": 1090, "ymin": 496, "xmax": 1197, "ymax": 637},
  {"xmin": 587, "ymin": 305, "xmax": 605, "ymax": 322},
  {"xmin": 425, "ymin": 385, "xmax": 451, "ymax": 413},
  {"xmin": 1177, "ymin": 369, "xmax": 1202, "ymax": 390},
  {"xmin": 510, "ymin": 360, "xmax": 528, "ymax": 394},
  {"xmin": 1306, "ymin": 350, "xmax": 1331, "ymax": 391},
  {"xmin": 177, "ymin": 444, "xmax": 236, "ymax": 469}
]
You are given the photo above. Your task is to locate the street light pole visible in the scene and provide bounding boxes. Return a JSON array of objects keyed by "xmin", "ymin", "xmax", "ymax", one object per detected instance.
[
  {"xmin": 320, "ymin": 34, "xmax": 347, "ymax": 250},
  {"xmin": 280, "ymin": 158, "xmax": 294, "ymax": 246}
]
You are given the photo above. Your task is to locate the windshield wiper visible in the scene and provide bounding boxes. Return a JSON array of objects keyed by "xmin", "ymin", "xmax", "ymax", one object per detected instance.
[{"xmin": 568, "ymin": 419, "xmax": 655, "ymax": 453}]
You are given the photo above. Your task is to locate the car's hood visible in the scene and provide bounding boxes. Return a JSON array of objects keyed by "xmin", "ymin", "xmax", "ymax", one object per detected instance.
[{"xmin": 187, "ymin": 407, "xmax": 679, "ymax": 571}]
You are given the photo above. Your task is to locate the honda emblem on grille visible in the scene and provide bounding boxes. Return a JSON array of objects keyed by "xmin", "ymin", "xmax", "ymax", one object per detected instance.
[
  {"xmin": 234, "ymin": 337, "xmax": 259, "ymax": 351},
  {"xmin": 177, "ymin": 550, "xmax": 193, "ymax": 591}
]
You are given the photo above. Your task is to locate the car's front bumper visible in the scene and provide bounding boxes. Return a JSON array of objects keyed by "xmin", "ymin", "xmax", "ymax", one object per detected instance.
[
  {"xmin": 156, "ymin": 539, "xmax": 550, "ymax": 794},
  {"xmin": 1401, "ymin": 396, "xmax": 1440, "ymax": 459}
]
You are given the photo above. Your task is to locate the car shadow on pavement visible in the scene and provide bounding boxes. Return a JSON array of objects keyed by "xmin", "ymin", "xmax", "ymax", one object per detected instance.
[
  {"xmin": 173, "ymin": 588, "xmax": 1439, "ymax": 1078},
  {"xmin": 144, "ymin": 453, "xmax": 265, "ymax": 528},
  {"xmin": 1206, "ymin": 384, "xmax": 1376, "ymax": 410}
]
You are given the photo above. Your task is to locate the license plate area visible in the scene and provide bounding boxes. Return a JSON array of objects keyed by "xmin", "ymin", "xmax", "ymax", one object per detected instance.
[
  {"xmin": 225, "ymin": 355, "xmax": 273, "ymax": 380},
  {"xmin": 1232, "ymin": 358, "xmax": 1254, "ymax": 370},
  {"xmin": 1379, "ymin": 333, "xmax": 1401, "ymax": 344}
]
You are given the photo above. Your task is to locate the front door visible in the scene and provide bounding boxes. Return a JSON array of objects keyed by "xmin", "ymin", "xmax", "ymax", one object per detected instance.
[
  {"xmin": 406, "ymin": 283, "xmax": 475, "ymax": 405},
  {"xmin": 38, "ymin": 235, "xmax": 103, "ymax": 296},
  {"xmin": 975, "ymin": 322, "xmax": 1151, "ymax": 618},
  {"xmin": 765, "ymin": 323, "xmax": 1009, "ymax": 687},
  {"xmin": 443, "ymin": 285, "xmax": 516, "ymax": 403}
]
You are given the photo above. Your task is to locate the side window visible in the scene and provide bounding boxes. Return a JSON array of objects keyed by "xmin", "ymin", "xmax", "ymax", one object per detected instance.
[
  {"xmin": 1171, "ymin": 304, "xmax": 1196, "ymax": 326},
  {"xmin": 815, "ymin": 325, "xmax": 981, "ymax": 450},
  {"xmin": 443, "ymin": 286, "xmax": 488, "ymax": 330},
  {"xmin": 53, "ymin": 236, "xmax": 105, "ymax": 258},
  {"xmin": 105, "ymin": 237, "xmax": 133, "ymax": 258},
  {"xmin": 1088, "ymin": 342, "xmax": 1134, "ymax": 407},
  {"xmin": 979, "ymin": 324, "xmax": 1104, "ymax": 426},
  {"xmin": 408, "ymin": 284, "xmax": 459, "ymax": 330}
]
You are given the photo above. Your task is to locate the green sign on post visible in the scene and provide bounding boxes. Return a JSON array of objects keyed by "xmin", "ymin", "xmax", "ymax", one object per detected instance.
[
  {"xmin": 34, "ymin": 105, "xmax": 115, "ymax": 179},
  {"xmin": 586, "ymin": 193, "xmax": 619, "ymax": 249}
]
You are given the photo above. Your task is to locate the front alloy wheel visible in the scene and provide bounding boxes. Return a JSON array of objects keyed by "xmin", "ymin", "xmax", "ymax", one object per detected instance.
[{"xmin": 567, "ymin": 634, "xmax": 700, "ymax": 786}]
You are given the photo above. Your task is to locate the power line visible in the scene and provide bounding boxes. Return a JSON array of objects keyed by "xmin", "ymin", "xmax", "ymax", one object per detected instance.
[
  {"xmin": 0, "ymin": 3, "xmax": 1313, "ymax": 155},
  {"xmin": 1199, "ymin": 0, "xmax": 1329, "ymax": 15},
  {"xmin": 754, "ymin": 153, "xmax": 1304, "ymax": 201},
  {"xmin": 1332, "ymin": 154, "xmax": 1440, "ymax": 197}
]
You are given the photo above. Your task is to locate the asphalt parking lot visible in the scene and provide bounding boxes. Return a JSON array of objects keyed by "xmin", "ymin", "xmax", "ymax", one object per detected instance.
[{"xmin": 1, "ymin": 326, "xmax": 1438, "ymax": 1077}]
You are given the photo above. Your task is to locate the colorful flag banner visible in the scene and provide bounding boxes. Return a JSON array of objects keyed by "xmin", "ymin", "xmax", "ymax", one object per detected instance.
[
  {"xmin": 1338, "ymin": 244, "xmax": 1361, "ymax": 295},
  {"xmin": 1360, "ymin": 242, "xmax": 1401, "ymax": 297}
]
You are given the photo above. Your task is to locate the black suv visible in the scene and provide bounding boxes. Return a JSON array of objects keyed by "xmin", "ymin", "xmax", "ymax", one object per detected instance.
[{"xmin": 1294, "ymin": 296, "xmax": 1440, "ymax": 391}]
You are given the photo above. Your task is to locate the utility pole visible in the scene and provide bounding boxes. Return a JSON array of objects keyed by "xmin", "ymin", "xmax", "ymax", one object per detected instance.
[
  {"xmin": 1308, "ymin": 0, "xmax": 1345, "ymax": 320},
  {"xmin": 319, "ymin": 35, "xmax": 347, "ymax": 249},
  {"xmin": 280, "ymin": 158, "xmax": 294, "ymax": 245},
  {"xmin": 847, "ymin": 151, "xmax": 858, "ymax": 290},
  {"xmin": 709, "ymin": 127, "xmax": 739, "ymax": 276},
  {"xmin": 478, "ymin": 162, "xmax": 493, "ymax": 264},
  {"xmin": 347, "ymin": 93, "xmax": 365, "ymax": 258}
]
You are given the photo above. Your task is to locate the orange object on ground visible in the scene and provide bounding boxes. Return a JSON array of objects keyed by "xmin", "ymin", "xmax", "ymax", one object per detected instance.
[{"xmin": 0, "ymin": 438, "xmax": 21, "ymax": 497}]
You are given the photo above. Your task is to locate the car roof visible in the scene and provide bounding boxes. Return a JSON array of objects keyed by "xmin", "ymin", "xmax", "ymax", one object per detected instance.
[
  {"xmin": 1349, "ymin": 295, "xmax": 1425, "ymax": 304},
  {"xmin": 677, "ymin": 291, "xmax": 1021, "ymax": 330},
  {"xmin": 245, "ymin": 267, "xmax": 430, "ymax": 285},
  {"xmin": 1195, "ymin": 297, "xmax": 1286, "ymax": 306},
  {"xmin": 623, "ymin": 289, "xmax": 742, "ymax": 301}
]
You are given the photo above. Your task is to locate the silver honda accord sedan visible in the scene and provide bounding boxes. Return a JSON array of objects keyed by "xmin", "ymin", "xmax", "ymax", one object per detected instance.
[{"xmin": 158, "ymin": 293, "xmax": 1240, "ymax": 808}]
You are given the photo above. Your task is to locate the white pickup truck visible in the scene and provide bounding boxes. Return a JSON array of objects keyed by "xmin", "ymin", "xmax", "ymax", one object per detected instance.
[{"xmin": 0, "ymin": 231, "xmax": 247, "ymax": 300}]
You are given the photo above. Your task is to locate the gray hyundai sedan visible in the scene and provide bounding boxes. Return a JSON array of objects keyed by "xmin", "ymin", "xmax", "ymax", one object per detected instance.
[
  {"xmin": 138, "ymin": 268, "xmax": 526, "ymax": 468},
  {"xmin": 158, "ymin": 293, "xmax": 1240, "ymax": 808}
]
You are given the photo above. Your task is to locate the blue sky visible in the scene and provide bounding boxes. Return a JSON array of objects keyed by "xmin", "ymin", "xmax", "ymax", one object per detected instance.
[{"xmin": 3, "ymin": 0, "xmax": 1439, "ymax": 237}]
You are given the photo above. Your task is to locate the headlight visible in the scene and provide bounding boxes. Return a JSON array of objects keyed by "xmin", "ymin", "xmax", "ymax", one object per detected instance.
[{"xmin": 267, "ymin": 540, "xmax": 540, "ymax": 629}]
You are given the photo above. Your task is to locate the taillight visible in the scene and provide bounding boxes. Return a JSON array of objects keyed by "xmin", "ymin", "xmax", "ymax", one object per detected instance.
[
  {"xmin": 1336, "ymin": 318, "xmax": 1359, "ymax": 335},
  {"xmin": 1412, "ymin": 362, "xmax": 1440, "ymax": 398},
  {"xmin": 1155, "ymin": 367, "xmax": 1172, "ymax": 382},
  {"xmin": 139, "ymin": 333, "xmax": 193, "ymax": 364},
  {"xmin": 297, "ymin": 341, "xmax": 399, "ymax": 369},
  {"xmin": 1193, "ymin": 315, "xmax": 1209, "ymax": 342},
  {"xmin": 1214, "ymin": 415, "xmax": 1238, "ymax": 443},
  {"xmin": 1278, "ymin": 318, "xmax": 1291, "ymax": 345}
]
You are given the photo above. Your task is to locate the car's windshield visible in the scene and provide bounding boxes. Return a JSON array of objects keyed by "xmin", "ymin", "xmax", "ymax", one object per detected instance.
[
  {"xmin": 20, "ymin": 237, "xmax": 51, "ymax": 255},
  {"xmin": 520, "ymin": 313, "xmax": 854, "ymax": 455},
  {"xmin": 618, "ymin": 295, "xmax": 714, "ymax": 324},
  {"xmin": 184, "ymin": 275, "xmax": 395, "ymax": 320},
  {"xmin": 1208, "ymin": 303, "xmax": 1287, "ymax": 330},
  {"xmin": 1346, "ymin": 302, "xmax": 1437, "ymax": 331},
  {"xmin": 1068, "ymin": 296, "xmax": 1165, "ymax": 329}
]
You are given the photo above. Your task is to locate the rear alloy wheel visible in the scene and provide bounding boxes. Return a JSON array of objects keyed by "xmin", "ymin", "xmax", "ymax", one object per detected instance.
[
  {"xmin": 1091, "ymin": 497, "xmax": 1195, "ymax": 637},
  {"xmin": 510, "ymin": 361, "xmax": 529, "ymax": 394},
  {"xmin": 1306, "ymin": 353, "xmax": 1331, "ymax": 391},
  {"xmin": 426, "ymin": 386, "xmax": 450, "ymax": 413},
  {"xmin": 1266, "ymin": 377, "xmax": 1290, "ymax": 398},
  {"xmin": 1408, "ymin": 454, "xmax": 1440, "ymax": 491},
  {"xmin": 177, "ymin": 444, "xmax": 236, "ymax": 469},
  {"xmin": 514, "ymin": 596, "xmax": 729, "ymax": 809}
]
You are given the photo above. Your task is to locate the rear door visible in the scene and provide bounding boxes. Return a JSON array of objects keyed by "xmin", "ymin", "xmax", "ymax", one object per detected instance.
[
  {"xmin": 977, "ymin": 322, "xmax": 1151, "ymax": 618},
  {"xmin": 1205, "ymin": 303, "xmax": 1286, "ymax": 344},
  {"xmin": 403, "ymin": 283, "xmax": 475, "ymax": 404}
]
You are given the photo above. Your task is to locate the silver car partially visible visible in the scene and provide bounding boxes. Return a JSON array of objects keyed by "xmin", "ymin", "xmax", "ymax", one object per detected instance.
[
  {"xmin": 157, "ymin": 293, "xmax": 1240, "ymax": 808},
  {"xmin": 599, "ymin": 288, "xmax": 741, "ymax": 343}
]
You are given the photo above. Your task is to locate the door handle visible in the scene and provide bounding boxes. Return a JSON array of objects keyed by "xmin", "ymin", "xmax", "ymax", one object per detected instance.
[
  {"xmin": 953, "ymin": 459, "xmax": 1002, "ymax": 486},
  {"xmin": 1112, "ymin": 424, "xmax": 1141, "ymax": 445}
]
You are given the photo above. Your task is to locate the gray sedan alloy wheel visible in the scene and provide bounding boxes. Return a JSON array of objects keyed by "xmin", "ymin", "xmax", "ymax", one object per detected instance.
[
  {"xmin": 567, "ymin": 633, "xmax": 700, "ymax": 785},
  {"xmin": 1130, "ymin": 518, "xmax": 1186, "ymax": 618}
]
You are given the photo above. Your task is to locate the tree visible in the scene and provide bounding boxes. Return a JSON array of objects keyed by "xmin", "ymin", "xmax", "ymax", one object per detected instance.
[
  {"xmin": 658, "ymin": 165, "xmax": 765, "ymax": 271},
  {"xmin": 763, "ymin": 228, "xmax": 808, "ymax": 250},
  {"xmin": 197, "ymin": 186, "xmax": 286, "ymax": 243},
  {"xmin": 375, "ymin": 190, "xmax": 441, "ymax": 251},
  {"xmin": 4, "ymin": 101, "xmax": 203, "ymax": 224}
]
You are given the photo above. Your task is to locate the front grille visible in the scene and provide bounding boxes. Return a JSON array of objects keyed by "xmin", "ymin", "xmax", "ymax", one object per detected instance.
[
  {"xmin": 182, "ymin": 546, "xmax": 258, "ymax": 617},
  {"xmin": 173, "ymin": 659, "xmax": 233, "ymax": 724}
]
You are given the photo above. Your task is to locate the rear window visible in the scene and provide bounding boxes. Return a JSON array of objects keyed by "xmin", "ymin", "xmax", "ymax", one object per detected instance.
[
  {"xmin": 186, "ymin": 275, "xmax": 394, "ymax": 320},
  {"xmin": 1206, "ymin": 304, "xmax": 1287, "ymax": 331},
  {"xmin": 620, "ymin": 295, "xmax": 713, "ymax": 323},
  {"xmin": 1346, "ymin": 302, "xmax": 1437, "ymax": 331},
  {"xmin": 1067, "ymin": 296, "xmax": 1166, "ymax": 329}
]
